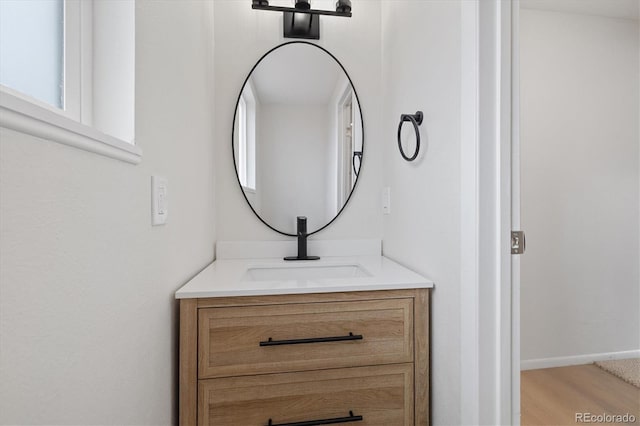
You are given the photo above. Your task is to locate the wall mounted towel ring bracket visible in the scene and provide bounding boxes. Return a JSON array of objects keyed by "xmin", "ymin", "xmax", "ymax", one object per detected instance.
[
  {"xmin": 397, "ymin": 111, "xmax": 423, "ymax": 162},
  {"xmin": 352, "ymin": 151, "xmax": 362, "ymax": 177}
]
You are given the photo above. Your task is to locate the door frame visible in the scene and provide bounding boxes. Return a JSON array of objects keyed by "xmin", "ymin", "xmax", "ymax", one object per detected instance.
[
  {"xmin": 510, "ymin": 1, "xmax": 521, "ymax": 424},
  {"xmin": 336, "ymin": 82, "xmax": 356, "ymax": 208},
  {"xmin": 460, "ymin": 0, "xmax": 519, "ymax": 424}
]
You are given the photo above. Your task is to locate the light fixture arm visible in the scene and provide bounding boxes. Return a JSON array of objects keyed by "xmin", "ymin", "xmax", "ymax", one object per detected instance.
[{"xmin": 251, "ymin": 4, "xmax": 352, "ymax": 18}]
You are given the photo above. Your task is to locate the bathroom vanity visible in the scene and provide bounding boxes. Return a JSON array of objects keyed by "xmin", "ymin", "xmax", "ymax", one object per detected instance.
[
  {"xmin": 176, "ymin": 253, "xmax": 433, "ymax": 426},
  {"xmin": 177, "ymin": 39, "xmax": 434, "ymax": 425}
]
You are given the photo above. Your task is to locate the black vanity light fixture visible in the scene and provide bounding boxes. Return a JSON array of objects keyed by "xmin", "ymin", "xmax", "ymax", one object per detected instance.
[{"xmin": 251, "ymin": 0, "xmax": 352, "ymax": 40}]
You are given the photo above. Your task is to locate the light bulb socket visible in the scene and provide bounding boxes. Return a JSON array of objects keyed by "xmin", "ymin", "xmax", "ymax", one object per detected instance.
[
  {"xmin": 335, "ymin": 0, "xmax": 351, "ymax": 13},
  {"xmin": 295, "ymin": 0, "xmax": 311, "ymax": 10}
]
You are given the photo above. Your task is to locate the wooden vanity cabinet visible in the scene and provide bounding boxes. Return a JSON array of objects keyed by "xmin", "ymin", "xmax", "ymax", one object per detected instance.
[{"xmin": 179, "ymin": 289, "xmax": 430, "ymax": 426}]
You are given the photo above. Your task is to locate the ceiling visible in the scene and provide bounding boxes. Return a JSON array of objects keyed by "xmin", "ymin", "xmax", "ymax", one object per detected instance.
[
  {"xmin": 521, "ymin": 0, "xmax": 639, "ymax": 20},
  {"xmin": 249, "ymin": 43, "xmax": 343, "ymax": 105}
]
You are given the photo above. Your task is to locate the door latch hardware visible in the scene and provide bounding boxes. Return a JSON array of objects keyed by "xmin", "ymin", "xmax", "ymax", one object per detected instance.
[{"xmin": 511, "ymin": 231, "xmax": 525, "ymax": 254}]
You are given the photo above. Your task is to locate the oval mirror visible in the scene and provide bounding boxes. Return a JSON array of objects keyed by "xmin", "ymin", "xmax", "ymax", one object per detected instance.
[{"xmin": 232, "ymin": 42, "xmax": 364, "ymax": 236}]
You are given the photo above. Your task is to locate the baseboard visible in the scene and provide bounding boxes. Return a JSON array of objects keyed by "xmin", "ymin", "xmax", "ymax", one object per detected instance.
[{"xmin": 521, "ymin": 349, "xmax": 640, "ymax": 371}]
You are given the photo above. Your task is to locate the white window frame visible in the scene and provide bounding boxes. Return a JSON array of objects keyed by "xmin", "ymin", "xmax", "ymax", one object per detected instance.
[
  {"xmin": 238, "ymin": 96, "xmax": 249, "ymax": 190},
  {"xmin": 335, "ymin": 81, "xmax": 354, "ymax": 208},
  {"xmin": 0, "ymin": 0, "xmax": 140, "ymax": 164},
  {"xmin": 238, "ymin": 83, "xmax": 257, "ymax": 192}
]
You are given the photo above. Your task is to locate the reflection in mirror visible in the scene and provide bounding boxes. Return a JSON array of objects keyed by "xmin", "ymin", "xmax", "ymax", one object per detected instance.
[{"xmin": 233, "ymin": 42, "xmax": 363, "ymax": 236}]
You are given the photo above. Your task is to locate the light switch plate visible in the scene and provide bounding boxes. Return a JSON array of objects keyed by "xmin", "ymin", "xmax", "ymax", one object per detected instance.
[{"xmin": 152, "ymin": 176, "xmax": 168, "ymax": 225}]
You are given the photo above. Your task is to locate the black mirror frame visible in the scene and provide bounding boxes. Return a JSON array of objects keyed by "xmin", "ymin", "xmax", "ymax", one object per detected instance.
[{"xmin": 231, "ymin": 41, "xmax": 365, "ymax": 237}]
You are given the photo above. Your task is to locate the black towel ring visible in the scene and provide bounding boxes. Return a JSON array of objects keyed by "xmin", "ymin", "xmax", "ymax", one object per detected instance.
[
  {"xmin": 397, "ymin": 111, "xmax": 423, "ymax": 162},
  {"xmin": 352, "ymin": 151, "xmax": 362, "ymax": 177}
]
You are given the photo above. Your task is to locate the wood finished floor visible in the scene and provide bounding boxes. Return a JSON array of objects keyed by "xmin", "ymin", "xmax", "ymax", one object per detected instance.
[{"xmin": 521, "ymin": 364, "xmax": 640, "ymax": 426}]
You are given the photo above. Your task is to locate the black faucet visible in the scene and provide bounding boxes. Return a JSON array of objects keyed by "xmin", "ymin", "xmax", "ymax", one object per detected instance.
[{"xmin": 284, "ymin": 216, "xmax": 320, "ymax": 261}]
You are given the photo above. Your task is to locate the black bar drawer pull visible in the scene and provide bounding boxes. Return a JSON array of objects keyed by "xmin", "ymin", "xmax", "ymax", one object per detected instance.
[
  {"xmin": 259, "ymin": 332, "xmax": 363, "ymax": 347},
  {"xmin": 267, "ymin": 411, "xmax": 363, "ymax": 426}
]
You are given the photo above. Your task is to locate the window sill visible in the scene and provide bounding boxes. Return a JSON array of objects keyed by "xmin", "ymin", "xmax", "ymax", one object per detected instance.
[{"xmin": 0, "ymin": 90, "xmax": 141, "ymax": 164}]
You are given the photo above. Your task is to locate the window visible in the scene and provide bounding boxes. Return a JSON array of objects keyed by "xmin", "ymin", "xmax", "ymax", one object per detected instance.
[
  {"xmin": 238, "ymin": 84, "xmax": 257, "ymax": 191},
  {"xmin": 0, "ymin": 0, "xmax": 138, "ymax": 164},
  {"xmin": 0, "ymin": 0, "xmax": 64, "ymax": 109}
]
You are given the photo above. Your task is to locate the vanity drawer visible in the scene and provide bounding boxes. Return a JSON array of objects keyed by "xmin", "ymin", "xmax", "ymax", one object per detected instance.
[
  {"xmin": 198, "ymin": 364, "xmax": 414, "ymax": 426},
  {"xmin": 198, "ymin": 298, "xmax": 413, "ymax": 378}
]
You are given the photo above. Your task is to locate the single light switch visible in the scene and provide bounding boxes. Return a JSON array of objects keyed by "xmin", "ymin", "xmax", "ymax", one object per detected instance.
[
  {"xmin": 158, "ymin": 187, "xmax": 166, "ymax": 214},
  {"xmin": 382, "ymin": 187, "xmax": 391, "ymax": 215},
  {"xmin": 152, "ymin": 176, "xmax": 168, "ymax": 225}
]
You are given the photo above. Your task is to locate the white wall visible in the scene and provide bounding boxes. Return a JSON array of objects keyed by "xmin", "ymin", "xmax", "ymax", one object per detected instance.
[
  {"xmin": 257, "ymin": 104, "xmax": 331, "ymax": 232},
  {"xmin": 380, "ymin": 1, "xmax": 462, "ymax": 424},
  {"xmin": 520, "ymin": 9, "xmax": 640, "ymax": 363},
  {"xmin": 213, "ymin": 0, "xmax": 383, "ymax": 242},
  {"xmin": 0, "ymin": 1, "xmax": 215, "ymax": 424}
]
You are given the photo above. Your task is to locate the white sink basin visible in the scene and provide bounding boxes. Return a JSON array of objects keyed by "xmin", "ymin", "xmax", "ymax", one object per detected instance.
[{"xmin": 245, "ymin": 264, "xmax": 370, "ymax": 281}]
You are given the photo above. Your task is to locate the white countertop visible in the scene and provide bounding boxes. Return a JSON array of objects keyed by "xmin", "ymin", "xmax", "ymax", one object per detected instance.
[{"xmin": 175, "ymin": 255, "xmax": 434, "ymax": 299}]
